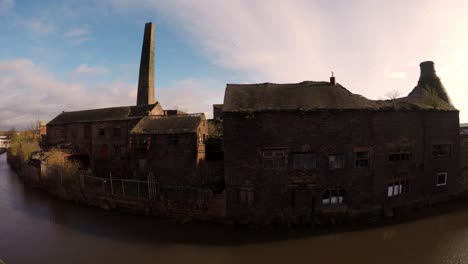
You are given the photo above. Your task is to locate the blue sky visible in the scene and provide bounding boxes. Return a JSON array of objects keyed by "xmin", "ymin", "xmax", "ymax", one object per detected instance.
[{"xmin": 1, "ymin": 0, "xmax": 468, "ymax": 129}]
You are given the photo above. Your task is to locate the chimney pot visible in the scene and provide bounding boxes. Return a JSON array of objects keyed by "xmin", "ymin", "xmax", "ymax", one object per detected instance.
[{"xmin": 330, "ymin": 71, "xmax": 336, "ymax": 85}]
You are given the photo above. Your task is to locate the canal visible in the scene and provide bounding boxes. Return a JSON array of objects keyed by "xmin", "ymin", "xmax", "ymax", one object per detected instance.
[{"xmin": 1, "ymin": 153, "xmax": 468, "ymax": 263}]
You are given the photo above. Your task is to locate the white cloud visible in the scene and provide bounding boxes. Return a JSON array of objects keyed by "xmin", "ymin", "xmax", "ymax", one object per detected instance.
[
  {"xmin": 0, "ymin": 59, "xmax": 122, "ymax": 129},
  {"xmin": 64, "ymin": 26, "xmax": 90, "ymax": 44},
  {"xmin": 0, "ymin": 59, "xmax": 221, "ymax": 130},
  {"xmin": 21, "ymin": 18, "xmax": 56, "ymax": 35},
  {"xmin": 75, "ymin": 64, "xmax": 110, "ymax": 75},
  {"xmin": 108, "ymin": 0, "xmax": 468, "ymax": 121},
  {"xmin": 156, "ymin": 78, "xmax": 223, "ymax": 118},
  {"xmin": 385, "ymin": 72, "xmax": 407, "ymax": 79},
  {"xmin": 65, "ymin": 27, "xmax": 89, "ymax": 38}
]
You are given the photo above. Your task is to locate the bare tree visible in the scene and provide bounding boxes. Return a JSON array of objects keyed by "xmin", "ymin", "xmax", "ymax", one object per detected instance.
[{"xmin": 384, "ymin": 89, "xmax": 402, "ymax": 100}]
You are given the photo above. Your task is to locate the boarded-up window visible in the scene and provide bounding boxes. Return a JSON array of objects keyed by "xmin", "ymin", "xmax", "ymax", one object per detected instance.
[
  {"xmin": 355, "ymin": 151, "xmax": 370, "ymax": 167},
  {"xmin": 432, "ymin": 145, "xmax": 451, "ymax": 159},
  {"xmin": 293, "ymin": 153, "xmax": 316, "ymax": 169},
  {"xmin": 240, "ymin": 189, "xmax": 254, "ymax": 205},
  {"xmin": 329, "ymin": 154, "xmax": 345, "ymax": 170},
  {"xmin": 263, "ymin": 150, "xmax": 286, "ymax": 170},
  {"xmin": 387, "ymin": 180, "xmax": 408, "ymax": 197}
]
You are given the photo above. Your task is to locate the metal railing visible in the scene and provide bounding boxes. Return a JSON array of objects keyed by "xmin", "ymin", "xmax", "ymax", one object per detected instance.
[{"xmin": 79, "ymin": 174, "xmax": 153, "ymax": 200}]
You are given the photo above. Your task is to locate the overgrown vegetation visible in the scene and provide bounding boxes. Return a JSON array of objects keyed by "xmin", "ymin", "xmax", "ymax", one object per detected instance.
[
  {"xmin": 417, "ymin": 75, "xmax": 452, "ymax": 105},
  {"xmin": 43, "ymin": 148, "xmax": 81, "ymax": 185},
  {"xmin": 6, "ymin": 128, "xmax": 41, "ymax": 172}
]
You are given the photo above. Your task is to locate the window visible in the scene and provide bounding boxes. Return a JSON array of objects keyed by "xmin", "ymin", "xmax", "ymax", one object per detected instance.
[
  {"xmin": 322, "ymin": 189, "xmax": 345, "ymax": 205},
  {"xmin": 432, "ymin": 144, "xmax": 451, "ymax": 159},
  {"xmin": 98, "ymin": 128, "xmax": 106, "ymax": 137},
  {"xmin": 55, "ymin": 128, "xmax": 63, "ymax": 137},
  {"xmin": 329, "ymin": 154, "xmax": 345, "ymax": 170},
  {"xmin": 113, "ymin": 146, "xmax": 120, "ymax": 158},
  {"xmin": 263, "ymin": 150, "xmax": 286, "ymax": 170},
  {"xmin": 387, "ymin": 180, "xmax": 408, "ymax": 197},
  {"xmin": 389, "ymin": 146, "xmax": 412, "ymax": 161},
  {"xmin": 293, "ymin": 153, "xmax": 316, "ymax": 170},
  {"xmin": 437, "ymin": 172, "xmax": 447, "ymax": 186},
  {"xmin": 84, "ymin": 125, "xmax": 91, "ymax": 139},
  {"xmin": 355, "ymin": 151, "xmax": 370, "ymax": 167},
  {"xmin": 101, "ymin": 144, "xmax": 108, "ymax": 160},
  {"xmin": 168, "ymin": 134, "xmax": 178, "ymax": 145},
  {"xmin": 239, "ymin": 189, "xmax": 254, "ymax": 205},
  {"xmin": 71, "ymin": 128, "xmax": 78, "ymax": 138},
  {"xmin": 112, "ymin": 128, "xmax": 121, "ymax": 138}
]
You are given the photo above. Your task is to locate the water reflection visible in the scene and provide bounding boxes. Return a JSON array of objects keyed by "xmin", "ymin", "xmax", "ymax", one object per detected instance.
[{"xmin": 1, "ymin": 153, "xmax": 468, "ymax": 263}]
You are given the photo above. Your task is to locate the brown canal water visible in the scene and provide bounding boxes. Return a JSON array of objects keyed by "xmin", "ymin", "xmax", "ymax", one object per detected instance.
[{"xmin": 1, "ymin": 153, "xmax": 468, "ymax": 264}]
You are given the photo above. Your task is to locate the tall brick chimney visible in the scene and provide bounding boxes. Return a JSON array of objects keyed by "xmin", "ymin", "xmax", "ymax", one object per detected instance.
[{"xmin": 136, "ymin": 22, "xmax": 155, "ymax": 106}]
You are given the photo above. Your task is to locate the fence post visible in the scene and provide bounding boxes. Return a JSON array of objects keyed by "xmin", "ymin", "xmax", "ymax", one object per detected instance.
[
  {"xmin": 137, "ymin": 182, "xmax": 140, "ymax": 199},
  {"xmin": 110, "ymin": 172, "xmax": 114, "ymax": 195},
  {"xmin": 80, "ymin": 173, "xmax": 84, "ymax": 189},
  {"xmin": 122, "ymin": 180, "xmax": 125, "ymax": 197}
]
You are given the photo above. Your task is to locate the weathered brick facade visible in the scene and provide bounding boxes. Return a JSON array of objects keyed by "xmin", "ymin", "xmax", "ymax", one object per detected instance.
[{"xmin": 223, "ymin": 110, "xmax": 460, "ymax": 224}]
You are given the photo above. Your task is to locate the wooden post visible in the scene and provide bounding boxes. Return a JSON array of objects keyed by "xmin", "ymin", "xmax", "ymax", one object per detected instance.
[{"xmin": 110, "ymin": 172, "xmax": 114, "ymax": 195}]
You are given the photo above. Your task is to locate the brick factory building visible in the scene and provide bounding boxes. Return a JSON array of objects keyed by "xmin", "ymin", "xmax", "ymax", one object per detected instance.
[{"xmin": 44, "ymin": 22, "xmax": 467, "ymax": 225}]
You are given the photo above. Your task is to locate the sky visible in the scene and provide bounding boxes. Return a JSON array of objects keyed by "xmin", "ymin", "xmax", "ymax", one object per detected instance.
[{"xmin": 0, "ymin": 0, "xmax": 468, "ymax": 130}]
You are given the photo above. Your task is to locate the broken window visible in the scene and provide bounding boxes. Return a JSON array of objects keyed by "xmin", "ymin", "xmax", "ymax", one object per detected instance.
[
  {"xmin": 436, "ymin": 172, "xmax": 447, "ymax": 186},
  {"xmin": 293, "ymin": 153, "xmax": 316, "ymax": 170},
  {"xmin": 263, "ymin": 150, "xmax": 286, "ymax": 170},
  {"xmin": 355, "ymin": 151, "xmax": 370, "ymax": 167},
  {"xmin": 322, "ymin": 189, "xmax": 345, "ymax": 205},
  {"xmin": 387, "ymin": 180, "xmax": 408, "ymax": 197},
  {"xmin": 239, "ymin": 189, "xmax": 254, "ymax": 205},
  {"xmin": 98, "ymin": 128, "xmax": 106, "ymax": 137},
  {"xmin": 329, "ymin": 154, "xmax": 345, "ymax": 170},
  {"xmin": 389, "ymin": 146, "xmax": 412, "ymax": 161},
  {"xmin": 432, "ymin": 144, "xmax": 451, "ymax": 159}
]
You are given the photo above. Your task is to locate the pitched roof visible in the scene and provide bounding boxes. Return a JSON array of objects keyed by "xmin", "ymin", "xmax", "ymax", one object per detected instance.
[
  {"xmin": 131, "ymin": 114, "xmax": 204, "ymax": 134},
  {"xmin": 48, "ymin": 103, "xmax": 159, "ymax": 125},
  {"xmin": 223, "ymin": 81, "xmax": 457, "ymax": 112}
]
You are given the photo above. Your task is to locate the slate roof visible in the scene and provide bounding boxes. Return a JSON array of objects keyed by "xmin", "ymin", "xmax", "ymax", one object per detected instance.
[
  {"xmin": 223, "ymin": 81, "xmax": 457, "ymax": 112},
  {"xmin": 131, "ymin": 114, "xmax": 204, "ymax": 134},
  {"xmin": 48, "ymin": 103, "xmax": 159, "ymax": 125}
]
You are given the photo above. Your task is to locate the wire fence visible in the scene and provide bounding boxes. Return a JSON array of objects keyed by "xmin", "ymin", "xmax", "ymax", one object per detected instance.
[{"xmin": 79, "ymin": 175, "xmax": 154, "ymax": 200}]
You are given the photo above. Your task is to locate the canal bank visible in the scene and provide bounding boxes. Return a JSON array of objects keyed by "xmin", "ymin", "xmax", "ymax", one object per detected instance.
[
  {"xmin": 8, "ymin": 147, "xmax": 468, "ymax": 230},
  {"xmin": 3, "ymin": 153, "xmax": 468, "ymax": 263}
]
